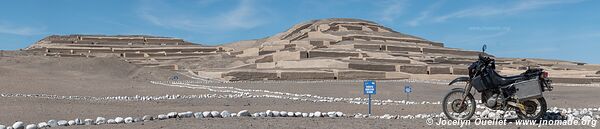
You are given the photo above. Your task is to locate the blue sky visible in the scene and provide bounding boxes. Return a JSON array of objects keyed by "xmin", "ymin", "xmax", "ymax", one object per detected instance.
[{"xmin": 1, "ymin": 0, "xmax": 599, "ymax": 63}]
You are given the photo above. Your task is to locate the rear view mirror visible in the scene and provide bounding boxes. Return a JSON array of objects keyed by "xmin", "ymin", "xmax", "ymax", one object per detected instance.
[{"xmin": 482, "ymin": 44, "xmax": 487, "ymax": 52}]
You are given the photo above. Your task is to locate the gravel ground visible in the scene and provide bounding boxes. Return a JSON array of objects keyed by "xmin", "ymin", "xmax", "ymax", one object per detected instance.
[{"xmin": 1, "ymin": 56, "xmax": 599, "ymax": 129}]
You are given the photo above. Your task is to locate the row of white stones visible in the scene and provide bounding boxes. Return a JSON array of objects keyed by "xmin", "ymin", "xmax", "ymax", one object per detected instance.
[
  {"xmin": 0, "ymin": 110, "xmax": 350, "ymax": 129},
  {"xmin": 2, "ymin": 109, "xmax": 475, "ymax": 129},
  {"xmin": 152, "ymin": 81, "xmax": 442, "ymax": 105},
  {"xmin": 0, "ymin": 108, "xmax": 598, "ymax": 129},
  {"xmin": 165, "ymin": 77, "xmax": 600, "ymax": 87}
]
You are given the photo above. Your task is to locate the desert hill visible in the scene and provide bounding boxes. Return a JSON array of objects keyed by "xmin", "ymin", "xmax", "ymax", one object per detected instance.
[{"xmin": 21, "ymin": 18, "xmax": 600, "ymax": 84}]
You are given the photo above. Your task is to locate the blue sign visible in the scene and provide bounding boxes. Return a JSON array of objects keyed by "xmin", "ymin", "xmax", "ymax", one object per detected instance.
[
  {"xmin": 364, "ymin": 80, "xmax": 376, "ymax": 94},
  {"xmin": 404, "ymin": 85, "xmax": 412, "ymax": 93}
]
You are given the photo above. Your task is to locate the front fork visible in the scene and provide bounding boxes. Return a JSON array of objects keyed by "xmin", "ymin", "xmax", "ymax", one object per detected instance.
[{"xmin": 459, "ymin": 82, "xmax": 473, "ymax": 107}]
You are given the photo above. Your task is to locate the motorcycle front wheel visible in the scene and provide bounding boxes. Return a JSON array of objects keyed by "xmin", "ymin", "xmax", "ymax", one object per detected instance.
[
  {"xmin": 516, "ymin": 97, "xmax": 547, "ymax": 120},
  {"xmin": 442, "ymin": 88, "xmax": 476, "ymax": 120}
]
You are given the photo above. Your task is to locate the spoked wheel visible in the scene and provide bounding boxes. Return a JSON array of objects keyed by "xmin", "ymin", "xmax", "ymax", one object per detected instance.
[
  {"xmin": 442, "ymin": 88, "xmax": 476, "ymax": 120},
  {"xmin": 516, "ymin": 97, "xmax": 547, "ymax": 120}
]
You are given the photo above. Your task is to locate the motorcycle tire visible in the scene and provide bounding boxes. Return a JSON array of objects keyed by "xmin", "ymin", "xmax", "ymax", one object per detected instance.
[{"xmin": 442, "ymin": 88, "xmax": 476, "ymax": 120}]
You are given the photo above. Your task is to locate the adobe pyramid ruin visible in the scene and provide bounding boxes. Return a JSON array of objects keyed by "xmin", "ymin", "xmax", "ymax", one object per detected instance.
[{"xmin": 24, "ymin": 18, "xmax": 600, "ymax": 83}]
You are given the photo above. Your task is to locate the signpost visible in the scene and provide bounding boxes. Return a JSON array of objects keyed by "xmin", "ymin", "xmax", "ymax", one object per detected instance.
[
  {"xmin": 363, "ymin": 80, "xmax": 376, "ymax": 115},
  {"xmin": 404, "ymin": 84, "xmax": 412, "ymax": 101}
]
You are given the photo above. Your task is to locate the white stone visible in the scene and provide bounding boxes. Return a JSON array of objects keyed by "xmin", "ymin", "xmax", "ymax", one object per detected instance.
[
  {"xmin": 95, "ymin": 117, "xmax": 106, "ymax": 125},
  {"xmin": 488, "ymin": 112, "xmax": 497, "ymax": 119},
  {"xmin": 47, "ymin": 120, "xmax": 58, "ymax": 127},
  {"xmin": 115, "ymin": 117, "xmax": 124, "ymax": 123},
  {"xmin": 167, "ymin": 112, "xmax": 178, "ymax": 118},
  {"xmin": 67, "ymin": 120, "xmax": 75, "ymax": 126},
  {"xmin": 194, "ymin": 112, "xmax": 203, "ymax": 118},
  {"xmin": 294, "ymin": 112, "xmax": 302, "ymax": 117},
  {"xmin": 272, "ymin": 111, "xmax": 280, "ymax": 117},
  {"xmin": 179, "ymin": 111, "xmax": 193, "ymax": 118},
  {"xmin": 335, "ymin": 112, "xmax": 343, "ymax": 117},
  {"xmin": 84, "ymin": 119, "xmax": 94, "ymax": 125},
  {"xmin": 221, "ymin": 111, "xmax": 231, "ymax": 118},
  {"xmin": 124, "ymin": 117, "xmax": 134, "ymax": 123},
  {"xmin": 24, "ymin": 124, "xmax": 36, "ymax": 129},
  {"xmin": 280, "ymin": 111, "xmax": 288, "ymax": 117},
  {"xmin": 259, "ymin": 112, "xmax": 267, "ymax": 117},
  {"xmin": 327, "ymin": 112, "xmax": 336, "ymax": 117},
  {"xmin": 36, "ymin": 122, "xmax": 48, "ymax": 128},
  {"xmin": 266, "ymin": 110, "xmax": 273, "ymax": 117},
  {"xmin": 107, "ymin": 119, "xmax": 116, "ymax": 124},
  {"xmin": 211, "ymin": 111, "xmax": 221, "ymax": 118},
  {"xmin": 143, "ymin": 115, "xmax": 153, "ymax": 121},
  {"xmin": 302, "ymin": 113, "xmax": 309, "ymax": 117},
  {"xmin": 158, "ymin": 114, "xmax": 168, "ymax": 120},
  {"xmin": 238, "ymin": 110, "xmax": 251, "ymax": 117},
  {"xmin": 252, "ymin": 113, "xmax": 259, "ymax": 117},
  {"xmin": 0, "ymin": 125, "xmax": 5, "ymax": 129},
  {"xmin": 74, "ymin": 118, "xmax": 82, "ymax": 125},
  {"xmin": 315, "ymin": 111, "xmax": 322, "ymax": 117},
  {"xmin": 287, "ymin": 112, "xmax": 294, "ymax": 117},
  {"xmin": 12, "ymin": 122, "xmax": 24, "ymax": 129},
  {"xmin": 57, "ymin": 120, "xmax": 68, "ymax": 126},
  {"xmin": 202, "ymin": 112, "xmax": 212, "ymax": 118},
  {"xmin": 582, "ymin": 116, "xmax": 593, "ymax": 122}
]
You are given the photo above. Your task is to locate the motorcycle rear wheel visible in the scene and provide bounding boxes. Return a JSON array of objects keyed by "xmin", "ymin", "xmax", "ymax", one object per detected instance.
[
  {"xmin": 442, "ymin": 88, "xmax": 476, "ymax": 120},
  {"xmin": 516, "ymin": 97, "xmax": 547, "ymax": 120}
]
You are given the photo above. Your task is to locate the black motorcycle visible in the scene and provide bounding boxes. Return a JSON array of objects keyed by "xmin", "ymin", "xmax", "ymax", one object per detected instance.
[{"xmin": 443, "ymin": 45, "xmax": 553, "ymax": 120}]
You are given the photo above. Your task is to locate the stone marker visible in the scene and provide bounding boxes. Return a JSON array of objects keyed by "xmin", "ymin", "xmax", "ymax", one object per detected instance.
[
  {"xmin": 272, "ymin": 111, "xmax": 280, "ymax": 117},
  {"xmin": 287, "ymin": 112, "xmax": 294, "ymax": 117},
  {"xmin": 302, "ymin": 113, "xmax": 309, "ymax": 117},
  {"xmin": 11, "ymin": 122, "xmax": 24, "ymax": 129},
  {"xmin": 280, "ymin": 111, "xmax": 288, "ymax": 117}
]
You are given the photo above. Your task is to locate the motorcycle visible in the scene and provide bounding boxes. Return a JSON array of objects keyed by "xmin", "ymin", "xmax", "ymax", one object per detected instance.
[{"xmin": 442, "ymin": 45, "xmax": 554, "ymax": 120}]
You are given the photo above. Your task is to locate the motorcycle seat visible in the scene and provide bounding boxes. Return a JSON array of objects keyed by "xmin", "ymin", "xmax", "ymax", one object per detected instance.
[{"xmin": 489, "ymin": 69, "xmax": 526, "ymax": 86}]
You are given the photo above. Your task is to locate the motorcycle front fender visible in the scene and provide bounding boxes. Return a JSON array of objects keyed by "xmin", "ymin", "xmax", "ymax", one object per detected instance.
[{"xmin": 449, "ymin": 77, "xmax": 470, "ymax": 86}]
